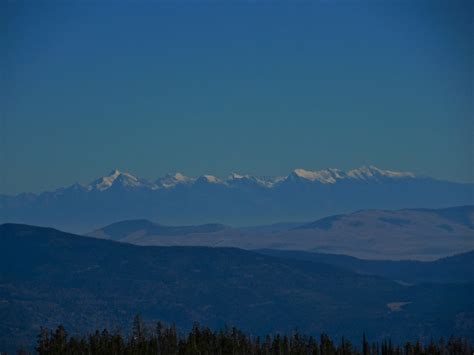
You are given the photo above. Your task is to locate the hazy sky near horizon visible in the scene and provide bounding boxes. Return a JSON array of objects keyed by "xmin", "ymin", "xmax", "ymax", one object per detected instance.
[{"xmin": 1, "ymin": 0, "xmax": 472, "ymax": 194}]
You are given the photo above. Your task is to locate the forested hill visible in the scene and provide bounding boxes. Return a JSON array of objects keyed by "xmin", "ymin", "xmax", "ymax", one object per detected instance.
[
  {"xmin": 1, "ymin": 223, "xmax": 473, "ymax": 352},
  {"xmin": 257, "ymin": 249, "xmax": 474, "ymax": 284}
]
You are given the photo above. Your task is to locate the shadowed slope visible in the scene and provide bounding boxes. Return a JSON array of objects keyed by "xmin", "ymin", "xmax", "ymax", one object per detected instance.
[
  {"xmin": 1, "ymin": 223, "xmax": 473, "ymax": 352},
  {"xmin": 257, "ymin": 249, "xmax": 474, "ymax": 284}
]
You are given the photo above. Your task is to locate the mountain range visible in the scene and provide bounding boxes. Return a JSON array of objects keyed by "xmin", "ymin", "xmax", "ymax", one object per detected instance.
[
  {"xmin": 1, "ymin": 166, "xmax": 473, "ymax": 232},
  {"xmin": 1, "ymin": 223, "xmax": 473, "ymax": 352},
  {"xmin": 88, "ymin": 206, "xmax": 474, "ymax": 260}
]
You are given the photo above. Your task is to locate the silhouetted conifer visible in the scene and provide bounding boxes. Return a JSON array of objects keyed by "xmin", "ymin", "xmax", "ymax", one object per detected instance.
[{"xmin": 32, "ymin": 316, "xmax": 473, "ymax": 355}]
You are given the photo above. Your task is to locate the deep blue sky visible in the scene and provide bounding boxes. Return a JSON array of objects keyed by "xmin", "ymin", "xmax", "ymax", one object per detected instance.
[{"xmin": 1, "ymin": 0, "xmax": 472, "ymax": 194}]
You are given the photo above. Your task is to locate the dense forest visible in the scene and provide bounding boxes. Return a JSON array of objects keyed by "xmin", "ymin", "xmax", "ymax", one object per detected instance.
[{"xmin": 25, "ymin": 316, "xmax": 473, "ymax": 355}]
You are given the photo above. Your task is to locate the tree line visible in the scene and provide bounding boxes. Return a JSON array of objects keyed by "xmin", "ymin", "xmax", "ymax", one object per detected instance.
[{"xmin": 30, "ymin": 316, "xmax": 473, "ymax": 355}]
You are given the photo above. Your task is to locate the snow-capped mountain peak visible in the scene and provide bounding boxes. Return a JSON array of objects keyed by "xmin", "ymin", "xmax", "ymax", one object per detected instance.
[
  {"xmin": 173, "ymin": 172, "xmax": 189, "ymax": 181},
  {"xmin": 287, "ymin": 166, "xmax": 415, "ymax": 184},
  {"xmin": 156, "ymin": 172, "xmax": 193, "ymax": 188},
  {"xmin": 348, "ymin": 165, "xmax": 415, "ymax": 180},
  {"xmin": 68, "ymin": 165, "xmax": 419, "ymax": 194},
  {"xmin": 291, "ymin": 168, "xmax": 346, "ymax": 184},
  {"xmin": 226, "ymin": 173, "xmax": 286, "ymax": 188},
  {"xmin": 292, "ymin": 169, "xmax": 316, "ymax": 180},
  {"xmin": 228, "ymin": 172, "xmax": 249, "ymax": 180},
  {"xmin": 3, "ymin": 166, "xmax": 470, "ymax": 235},
  {"xmin": 197, "ymin": 175, "xmax": 221, "ymax": 184},
  {"xmin": 90, "ymin": 170, "xmax": 144, "ymax": 191}
]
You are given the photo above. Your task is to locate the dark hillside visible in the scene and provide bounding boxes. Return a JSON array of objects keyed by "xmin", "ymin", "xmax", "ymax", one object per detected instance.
[{"xmin": 1, "ymin": 224, "xmax": 473, "ymax": 352}]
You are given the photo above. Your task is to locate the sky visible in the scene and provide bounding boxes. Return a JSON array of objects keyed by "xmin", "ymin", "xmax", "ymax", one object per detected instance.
[{"xmin": 1, "ymin": 0, "xmax": 472, "ymax": 194}]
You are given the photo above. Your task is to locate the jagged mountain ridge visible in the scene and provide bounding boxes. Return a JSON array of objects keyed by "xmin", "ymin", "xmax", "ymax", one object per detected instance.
[
  {"xmin": 1, "ymin": 166, "xmax": 473, "ymax": 232},
  {"xmin": 0, "ymin": 166, "xmax": 423, "ymax": 193}
]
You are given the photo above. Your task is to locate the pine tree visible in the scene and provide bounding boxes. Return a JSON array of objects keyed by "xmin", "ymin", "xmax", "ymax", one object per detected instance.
[
  {"xmin": 362, "ymin": 333, "xmax": 369, "ymax": 355},
  {"xmin": 35, "ymin": 327, "xmax": 51, "ymax": 355},
  {"xmin": 32, "ymin": 319, "xmax": 474, "ymax": 355},
  {"xmin": 320, "ymin": 333, "xmax": 336, "ymax": 355},
  {"xmin": 50, "ymin": 325, "xmax": 68, "ymax": 354}
]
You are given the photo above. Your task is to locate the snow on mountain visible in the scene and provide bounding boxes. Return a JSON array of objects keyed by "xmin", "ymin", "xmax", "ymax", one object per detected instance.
[
  {"xmin": 2, "ymin": 166, "xmax": 472, "ymax": 232},
  {"xmin": 156, "ymin": 173, "xmax": 194, "ymax": 188},
  {"xmin": 226, "ymin": 173, "xmax": 283, "ymax": 188},
  {"xmin": 196, "ymin": 175, "xmax": 222, "ymax": 184},
  {"xmin": 226, "ymin": 173, "xmax": 256, "ymax": 186},
  {"xmin": 287, "ymin": 166, "xmax": 416, "ymax": 184},
  {"xmin": 258, "ymin": 176, "xmax": 287, "ymax": 187},
  {"xmin": 228, "ymin": 172, "xmax": 249, "ymax": 180},
  {"xmin": 291, "ymin": 168, "xmax": 347, "ymax": 184},
  {"xmin": 89, "ymin": 169, "xmax": 155, "ymax": 191},
  {"xmin": 80, "ymin": 166, "xmax": 417, "ymax": 191},
  {"xmin": 347, "ymin": 165, "xmax": 415, "ymax": 180}
]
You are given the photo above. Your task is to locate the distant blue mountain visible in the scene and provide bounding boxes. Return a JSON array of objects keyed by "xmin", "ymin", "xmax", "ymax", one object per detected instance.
[
  {"xmin": 93, "ymin": 219, "xmax": 228, "ymax": 241},
  {"xmin": 1, "ymin": 166, "xmax": 473, "ymax": 232},
  {"xmin": 88, "ymin": 206, "xmax": 474, "ymax": 261}
]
